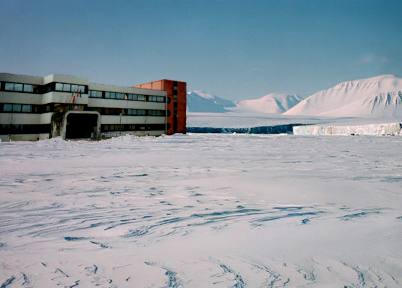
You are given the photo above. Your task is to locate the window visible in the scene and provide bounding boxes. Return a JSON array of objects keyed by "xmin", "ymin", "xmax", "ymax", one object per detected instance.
[
  {"xmin": 63, "ymin": 83, "xmax": 71, "ymax": 92},
  {"xmin": 0, "ymin": 103, "xmax": 53, "ymax": 114},
  {"xmin": 71, "ymin": 84, "xmax": 79, "ymax": 92},
  {"xmin": 3, "ymin": 104, "xmax": 13, "ymax": 112},
  {"xmin": 5, "ymin": 82, "xmax": 22, "ymax": 92},
  {"xmin": 5, "ymin": 83, "xmax": 14, "ymax": 91},
  {"xmin": 14, "ymin": 83, "xmax": 23, "ymax": 92},
  {"xmin": 108, "ymin": 92, "xmax": 115, "ymax": 99},
  {"xmin": 55, "ymin": 83, "xmax": 63, "ymax": 91},
  {"xmin": 4, "ymin": 82, "xmax": 38, "ymax": 93},
  {"xmin": 148, "ymin": 110, "xmax": 165, "ymax": 116},
  {"xmin": 116, "ymin": 92, "xmax": 125, "ymax": 100},
  {"xmin": 23, "ymin": 84, "xmax": 33, "ymax": 93},
  {"xmin": 12, "ymin": 104, "xmax": 22, "ymax": 112},
  {"xmin": 21, "ymin": 104, "xmax": 32, "ymax": 113},
  {"xmin": 127, "ymin": 109, "xmax": 146, "ymax": 116},
  {"xmin": 148, "ymin": 95, "xmax": 165, "ymax": 102},
  {"xmin": 89, "ymin": 90, "xmax": 103, "ymax": 98},
  {"xmin": 55, "ymin": 83, "xmax": 86, "ymax": 93}
]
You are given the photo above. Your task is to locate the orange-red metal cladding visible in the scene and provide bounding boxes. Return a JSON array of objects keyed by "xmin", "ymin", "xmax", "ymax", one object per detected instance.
[{"xmin": 135, "ymin": 80, "xmax": 186, "ymax": 135}]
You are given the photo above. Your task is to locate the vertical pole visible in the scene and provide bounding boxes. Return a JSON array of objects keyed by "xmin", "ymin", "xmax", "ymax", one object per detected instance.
[{"xmin": 119, "ymin": 112, "xmax": 122, "ymax": 137}]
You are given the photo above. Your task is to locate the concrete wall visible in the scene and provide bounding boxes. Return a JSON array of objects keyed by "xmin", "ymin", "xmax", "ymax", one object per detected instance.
[
  {"xmin": 0, "ymin": 92, "xmax": 42, "ymax": 105},
  {"xmin": 102, "ymin": 130, "xmax": 165, "ymax": 137},
  {"xmin": 0, "ymin": 133, "xmax": 49, "ymax": 142},
  {"xmin": 88, "ymin": 98, "xmax": 164, "ymax": 110},
  {"xmin": 100, "ymin": 115, "xmax": 165, "ymax": 125}
]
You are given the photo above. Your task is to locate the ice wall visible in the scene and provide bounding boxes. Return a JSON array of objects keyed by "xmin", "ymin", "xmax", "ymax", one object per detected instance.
[{"xmin": 293, "ymin": 122, "xmax": 402, "ymax": 136}]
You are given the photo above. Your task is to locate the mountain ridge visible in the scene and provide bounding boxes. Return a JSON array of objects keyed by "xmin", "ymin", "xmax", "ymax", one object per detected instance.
[
  {"xmin": 284, "ymin": 74, "xmax": 402, "ymax": 117},
  {"xmin": 188, "ymin": 74, "xmax": 402, "ymax": 118}
]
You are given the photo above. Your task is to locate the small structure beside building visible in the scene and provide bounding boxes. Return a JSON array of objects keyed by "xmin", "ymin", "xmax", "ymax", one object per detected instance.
[{"xmin": 0, "ymin": 73, "xmax": 186, "ymax": 141}]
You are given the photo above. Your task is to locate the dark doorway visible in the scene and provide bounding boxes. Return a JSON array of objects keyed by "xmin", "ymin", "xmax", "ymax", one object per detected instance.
[{"xmin": 65, "ymin": 113, "xmax": 98, "ymax": 139}]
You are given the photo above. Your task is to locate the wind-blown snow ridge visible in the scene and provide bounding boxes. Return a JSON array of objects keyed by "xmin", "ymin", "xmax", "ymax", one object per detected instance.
[
  {"xmin": 285, "ymin": 74, "xmax": 402, "ymax": 117},
  {"xmin": 236, "ymin": 93, "xmax": 303, "ymax": 114}
]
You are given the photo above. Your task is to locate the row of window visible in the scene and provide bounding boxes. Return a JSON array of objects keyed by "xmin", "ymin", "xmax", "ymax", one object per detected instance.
[
  {"xmin": 2, "ymin": 82, "xmax": 38, "ymax": 93},
  {"xmin": 88, "ymin": 107, "xmax": 166, "ymax": 116},
  {"xmin": 148, "ymin": 95, "xmax": 165, "ymax": 102},
  {"xmin": 0, "ymin": 81, "xmax": 87, "ymax": 94},
  {"xmin": 0, "ymin": 124, "xmax": 50, "ymax": 135},
  {"xmin": 89, "ymin": 90, "xmax": 165, "ymax": 102},
  {"xmin": 55, "ymin": 83, "xmax": 86, "ymax": 93},
  {"xmin": 0, "ymin": 103, "xmax": 52, "ymax": 114},
  {"xmin": 0, "ymin": 103, "xmax": 166, "ymax": 116},
  {"xmin": 101, "ymin": 124, "xmax": 165, "ymax": 132},
  {"xmin": 147, "ymin": 109, "xmax": 165, "ymax": 116},
  {"xmin": 0, "ymin": 82, "xmax": 166, "ymax": 103},
  {"xmin": 0, "ymin": 123, "xmax": 166, "ymax": 135}
]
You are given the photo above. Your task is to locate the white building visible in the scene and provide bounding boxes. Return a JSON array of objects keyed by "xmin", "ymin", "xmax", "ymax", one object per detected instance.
[{"xmin": 0, "ymin": 73, "xmax": 169, "ymax": 141}]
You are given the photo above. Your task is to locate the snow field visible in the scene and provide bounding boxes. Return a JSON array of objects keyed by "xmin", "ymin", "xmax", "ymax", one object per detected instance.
[{"xmin": 0, "ymin": 134, "xmax": 402, "ymax": 287}]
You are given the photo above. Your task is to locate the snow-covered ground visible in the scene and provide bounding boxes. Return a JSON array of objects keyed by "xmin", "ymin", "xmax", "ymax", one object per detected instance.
[
  {"xmin": 187, "ymin": 112, "xmax": 332, "ymax": 128},
  {"xmin": 187, "ymin": 111, "xmax": 401, "ymax": 130},
  {"xmin": 1, "ymin": 134, "xmax": 402, "ymax": 287}
]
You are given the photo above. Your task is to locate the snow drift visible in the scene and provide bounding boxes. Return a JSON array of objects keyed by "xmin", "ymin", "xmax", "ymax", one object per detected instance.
[
  {"xmin": 236, "ymin": 93, "xmax": 303, "ymax": 114},
  {"xmin": 285, "ymin": 74, "xmax": 402, "ymax": 117}
]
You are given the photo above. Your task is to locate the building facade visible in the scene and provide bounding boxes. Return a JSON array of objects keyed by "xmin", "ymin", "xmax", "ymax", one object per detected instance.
[
  {"xmin": 0, "ymin": 73, "xmax": 186, "ymax": 141},
  {"xmin": 135, "ymin": 79, "xmax": 186, "ymax": 135}
]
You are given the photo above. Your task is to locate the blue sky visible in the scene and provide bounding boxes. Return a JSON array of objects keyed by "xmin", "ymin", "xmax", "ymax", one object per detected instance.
[{"xmin": 0, "ymin": 0, "xmax": 401, "ymax": 100}]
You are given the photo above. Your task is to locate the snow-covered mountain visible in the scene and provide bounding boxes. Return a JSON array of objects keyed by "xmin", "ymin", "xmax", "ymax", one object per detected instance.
[
  {"xmin": 236, "ymin": 93, "xmax": 303, "ymax": 114},
  {"xmin": 285, "ymin": 74, "xmax": 402, "ymax": 118},
  {"xmin": 187, "ymin": 90, "xmax": 235, "ymax": 112}
]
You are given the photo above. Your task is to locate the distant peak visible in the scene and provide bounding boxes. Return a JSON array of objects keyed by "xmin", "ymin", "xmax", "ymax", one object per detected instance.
[{"xmin": 188, "ymin": 90, "xmax": 215, "ymax": 100}]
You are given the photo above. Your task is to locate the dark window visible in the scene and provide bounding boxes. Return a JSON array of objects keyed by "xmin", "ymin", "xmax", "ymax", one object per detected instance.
[
  {"xmin": 55, "ymin": 83, "xmax": 63, "ymax": 91},
  {"xmin": 71, "ymin": 84, "xmax": 79, "ymax": 92},
  {"xmin": 3, "ymin": 104, "xmax": 13, "ymax": 112},
  {"xmin": 14, "ymin": 83, "xmax": 23, "ymax": 92},
  {"xmin": 5, "ymin": 83, "xmax": 14, "ymax": 91},
  {"xmin": 147, "ymin": 110, "xmax": 165, "ymax": 116},
  {"xmin": 148, "ymin": 95, "xmax": 165, "ymax": 102},
  {"xmin": 63, "ymin": 83, "xmax": 71, "ymax": 92},
  {"xmin": 23, "ymin": 84, "xmax": 33, "ymax": 93},
  {"xmin": 4, "ymin": 82, "xmax": 38, "ymax": 93},
  {"xmin": 101, "ymin": 123, "xmax": 165, "ymax": 132},
  {"xmin": 0, "ymin": 103, "xmax": 52, "ymax": 114},
  {"xmin": 0, "ymin": 124, "xmax": 50, "ymax": 135},
  {"xmin": 54, "ymin": 83, "xmax": 87, "ymax": 93},
  {"xmin": 12, "ymin": 104, "xmax": 22, "ymax": 112},
  {"xmin": 21, "ymin": 104, "xmax": 32, "ymax": 113},
  {"xmin": 127, "ymin": 109, "xmax": 146, "ymax": 116},
  {"xmin": 116, "ymin": 93, "xmax": 125, "ymax": 100},
  {"xmin": 89, "ymin": 90, "xmax": 103, "ymax": 98}
]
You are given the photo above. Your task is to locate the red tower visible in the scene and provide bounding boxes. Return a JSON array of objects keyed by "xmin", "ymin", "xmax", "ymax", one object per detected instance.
[{"xmin": 135, "ymin": 79, "xmax": 186, "ymax": 135}]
